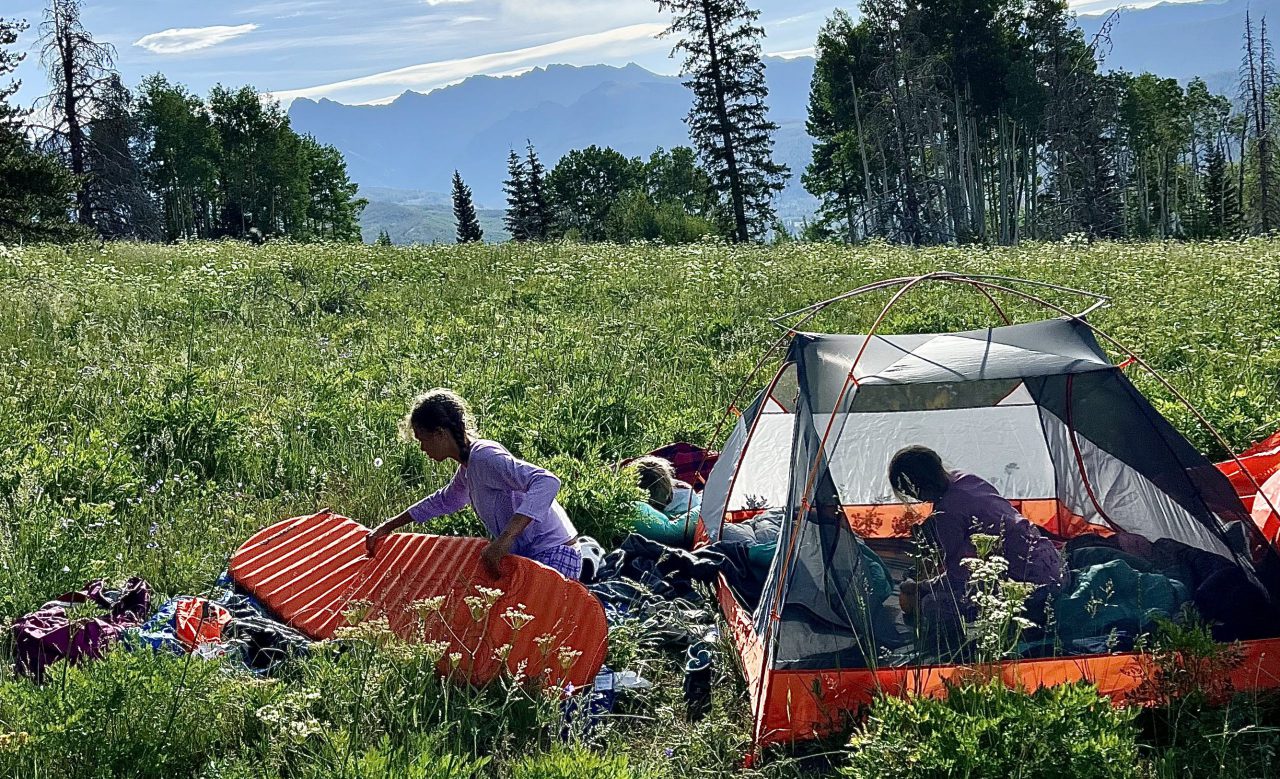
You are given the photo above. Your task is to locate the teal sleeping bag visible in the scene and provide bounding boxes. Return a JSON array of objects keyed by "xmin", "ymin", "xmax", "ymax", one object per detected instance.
[{"xmin": 631, "ymin": 501, "xmax": 697, "ymax": 547}]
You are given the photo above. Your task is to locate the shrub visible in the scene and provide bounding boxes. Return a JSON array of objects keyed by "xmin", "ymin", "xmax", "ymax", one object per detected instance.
[
  {"xmin": 545, "ymin": 455, "xmax": 645, "ymax": 547},
  {"xmin": 842, "ymin": 679, "xmax": 1140, "ymax": 779},
  {"xmin": 0, "ymin": 648, "xmax": 267, "ymax": 779},
  {"xmin": 125, "ymin": 370, "xmax": 245, "ymax": 480},
  {"xmin": 512, "ymin": 747, "xmax": 638, "ymax": 779}
]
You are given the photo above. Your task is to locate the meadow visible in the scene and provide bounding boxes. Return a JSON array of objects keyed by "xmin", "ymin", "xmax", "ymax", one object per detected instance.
[{"xmin": 2, "ymin": 238, "xmax": 1280, "ymax": 777}]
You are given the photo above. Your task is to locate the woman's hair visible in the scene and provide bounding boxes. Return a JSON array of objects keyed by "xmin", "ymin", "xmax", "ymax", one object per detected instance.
[
  {"xmin": 888, "ymin": 446, "xmax": 950, "ymax": 503},
  {"xmin": 631, "ymin": 456, "xmax": 676, "ymax": 509},
  {"xmin": 401, "ymin": 389, "xmax": 478, "ymax": 456}
]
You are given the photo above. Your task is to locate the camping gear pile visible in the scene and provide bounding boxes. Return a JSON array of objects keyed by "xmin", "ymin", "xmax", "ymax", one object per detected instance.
[
  {"xmin": 696, "ymin": 272, "xmax": 1280, "ymax": 747},
  {"xmin": 12, "ymin": 574, "xmax": 312, "ymax": 682}
]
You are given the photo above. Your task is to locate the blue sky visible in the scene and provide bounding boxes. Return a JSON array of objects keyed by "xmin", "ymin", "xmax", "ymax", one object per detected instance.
[{"xmin": 6, "ymin": 0, "xmax": 1165, "ymax": 108}]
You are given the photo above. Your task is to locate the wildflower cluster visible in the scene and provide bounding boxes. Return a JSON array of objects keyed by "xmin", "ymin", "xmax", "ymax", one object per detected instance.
[
  {"xmin": 254, "ymin": 690, "xmax": 322, "ymax": 744},
  {"xmin": 961, "ymin": 534, "xmax": 1036, "ymax": 661}
]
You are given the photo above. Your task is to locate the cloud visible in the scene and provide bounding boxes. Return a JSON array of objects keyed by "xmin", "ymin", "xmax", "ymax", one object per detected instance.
[
  {"xmin": 424, "ymin": 0, "xmax": 475, "ymax": 4},
  {"xmin": 768, "ymin": 47, "xmax": 815, "ymax": 59},
  {"xmin": 134, "ymin": 24, "xmax": 259, "ymax": 55},
  {"xmin": 270, "ymin": 22, "xmax": 667, "ymax": 104}
]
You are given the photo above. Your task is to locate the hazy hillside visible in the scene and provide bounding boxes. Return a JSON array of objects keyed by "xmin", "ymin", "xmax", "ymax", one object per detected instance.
[
  {"xmin": 360, "ymin": 188, "xmax": 509, "ymax": 245},
  {"xmin": 1077, "ymin": 0, "xmax": 1277, "ymax": 89}
]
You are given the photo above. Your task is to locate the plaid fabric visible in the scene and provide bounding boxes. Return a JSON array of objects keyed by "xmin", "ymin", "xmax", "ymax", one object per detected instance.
[
  {"xmin": 620, "ymin": 442, "xmax": 720, "ymax": 491},
  {"xmin": 529, "ymin": 545, "xmax": 583, "ymax": 580}
]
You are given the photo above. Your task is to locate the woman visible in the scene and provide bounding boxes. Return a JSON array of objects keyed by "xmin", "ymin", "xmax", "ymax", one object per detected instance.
[
  {"xmin": 366, "ymin": 389, "xmax": 582, "ymax": 580},
  {"xmin": 628, "ymin": 455, "xmax": 701, "ymax": 548},
  {"xmin": 889, "ymin": 445, "xmax": 1063, "ymax": 629}
]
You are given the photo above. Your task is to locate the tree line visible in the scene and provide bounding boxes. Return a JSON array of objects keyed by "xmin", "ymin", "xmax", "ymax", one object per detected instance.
[
  {"xmin": 0, "ymin": 1, "xmax": 365, "ymax": 244},
  {"xmin": 801, "ymin": 0, "xmax": 1280, "ymax": 244},
  {"xmin": 484, "ymin": 142, "xmax": 722, "ymax": 244},
  {"xmin": 15, "ymin": 0, "xmax": 1273, "ymax": 247}
]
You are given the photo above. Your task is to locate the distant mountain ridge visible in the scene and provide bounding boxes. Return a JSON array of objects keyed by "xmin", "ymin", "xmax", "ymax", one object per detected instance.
[
  {"xmin": 288, "ymin": 57, "xmax": 817, "ymax": 242},
  {"xmin": 288, "ymin": 0, "xmax": 1265, "ymax": 242},
  {"xmin": 1076, "ymin": 0, "xmax": 1280, "ymax": 89}
]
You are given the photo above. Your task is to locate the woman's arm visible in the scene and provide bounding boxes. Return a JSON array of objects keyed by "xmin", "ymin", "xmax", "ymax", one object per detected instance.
[
  {"xmin": 480, "ymin": 513, "xmax": 533, "ymax": 576},
  {"xmin": 366, "ymin": 469, "xmax": 470, "ymax": 554}
]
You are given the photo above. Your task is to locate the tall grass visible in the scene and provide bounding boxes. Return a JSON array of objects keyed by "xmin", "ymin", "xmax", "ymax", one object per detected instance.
[{"xmin": 1, "ymin": 238, "xmax": 1279, "ymax": 776}]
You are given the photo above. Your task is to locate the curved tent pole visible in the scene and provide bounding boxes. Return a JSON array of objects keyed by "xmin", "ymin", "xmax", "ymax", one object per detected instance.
[
  {"xmin": 768, "ymin": 275, "xmax": 923, "ymax": 330},
  {"xmin": 768, "ymin": 271, "xmax": 1111, "ymax": 332},
  {"xmin": 760, "ymin": 274, "xmax": 941, "ymax": 720},
  {"xmin": 932, "ymin": 276, "xmax": 1280, "ymax": 540},
  {"xmin": 718, "ymin": 361, "xmax": 795, "ymax": 541},
  {"xmin": 693, "ymin": 279, "xmax": 908, "ymax": 502}
]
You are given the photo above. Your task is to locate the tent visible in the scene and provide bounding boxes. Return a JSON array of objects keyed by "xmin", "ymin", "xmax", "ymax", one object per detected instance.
[{"xmin": 696, "ymin": 273, "xmax": 1280, "ymax": 747}]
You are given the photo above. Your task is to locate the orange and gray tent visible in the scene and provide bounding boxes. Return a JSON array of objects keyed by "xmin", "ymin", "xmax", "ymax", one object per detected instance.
[{"xmin": 696, "ymin": 273, "xmax": 1280, "ymax": 746}]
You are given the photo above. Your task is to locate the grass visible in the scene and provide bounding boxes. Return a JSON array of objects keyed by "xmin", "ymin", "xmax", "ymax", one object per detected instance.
[{"xmin": 1, "ymin": 237, "xmax": 1279, "ymax": 777}]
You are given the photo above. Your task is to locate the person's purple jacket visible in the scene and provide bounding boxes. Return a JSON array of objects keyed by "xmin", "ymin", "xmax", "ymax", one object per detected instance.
[
  {"xmin": 917, "ymin": 471, "xmax": 1063, "ymax": 597},
  {"xmin": 408, "ymin": 439, "xmax": 576, "ymax": 557}
]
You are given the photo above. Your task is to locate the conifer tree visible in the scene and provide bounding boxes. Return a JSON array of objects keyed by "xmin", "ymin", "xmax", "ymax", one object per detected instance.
[
  {"xmin": 0, "ymin": 16, "xmax": 76, "ymax": 242},
  {"xmin": 654, "ymin": 0, "xmax": 788, "ymax": 241},
  {"xmin": 524, "ymin": 142, "xmax": 553, "ymax": 240},
  {"xmin": 87, "ymin": 75, "xmax": 159, "ymax": 239},
  {"xmin": 1204, "ymin": 145, "xmax": 1243, "ymax": 237},
  {"xmin": 503, "ymin": 149, "xmax": 530, "ymax": 241},
  {"xmin": 452, "ymin": 170, "xmax": 483, "ymax": 243},
  {"xmin": 37, "ymin": 0, "xmax": 119, "ymax": 230},
  {"xmin": 374, "ymin": 228, "xmax": 392, "ymax": 246}
]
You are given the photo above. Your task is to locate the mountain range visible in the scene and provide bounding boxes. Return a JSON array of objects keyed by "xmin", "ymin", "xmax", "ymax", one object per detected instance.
[{"xmin": 287, "ymin": 0, "xmax": 1274, "ymax": 243}]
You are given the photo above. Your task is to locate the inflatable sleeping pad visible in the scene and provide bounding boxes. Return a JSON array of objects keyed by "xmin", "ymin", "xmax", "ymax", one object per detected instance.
[{"xmin": 229, "ymin": 510, "xmax": 608, "ymax": 689}]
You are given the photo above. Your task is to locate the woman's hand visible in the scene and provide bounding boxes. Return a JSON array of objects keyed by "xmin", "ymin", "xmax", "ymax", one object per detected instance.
[
  {"xmin": 365, "ymin": 513, "xmax": 411, "ymax": 556},
  {"xmin": 481, "ymin": 536, "xmax": 514, "ymax": 578},
  {"xmin": 899, "ymin": 580, "xmax": 920, "ymax": 616}
]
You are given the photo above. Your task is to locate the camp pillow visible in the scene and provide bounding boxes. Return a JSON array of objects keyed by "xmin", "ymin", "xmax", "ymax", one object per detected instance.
[{"xmin": 228, "ymin": 510, "xmax": 608, "ymax": 690}]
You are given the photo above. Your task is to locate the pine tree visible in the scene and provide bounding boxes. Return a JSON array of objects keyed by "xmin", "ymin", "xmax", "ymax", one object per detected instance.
[
  {"xmin": 503, "ymin": 149, "xmax": 530, "ymax": 241},
  {"xmin": 655, "ymin": 0, "xmax": 788, "ymax": 242},
  {"xmin": 1204, "ymin": 145, "xmax": 1243, "ymax": 237},
  {"xmin": 0, "ymin": 16, "xmax": 77, "ymax": 243},
  {"xmin": 374, "ymin": 228, "xmax": 392, "ymax": 246},
  {"xmin": 86, "ymin": 75, "xmax": 159, "ymax": 239},
  {"xmin": 524, "ymin": 142, "xmax": 553, "ymax": 240},
  {"xmin": 452, "ymin": 170, "xmax": 483, "ymax": 243}
]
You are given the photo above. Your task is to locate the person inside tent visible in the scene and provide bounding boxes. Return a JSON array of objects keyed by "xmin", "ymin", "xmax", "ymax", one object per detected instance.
[
  {"xmin": 628, "ymin": 455, "xmax": 701, "ymax": 548},
  {"xmin": 889, "ymin": 445, "xmax": 1064, "ymax": 646},
  {"xmin": 365, "ymin": 389, "xmax": 582, "ymax": 580}
]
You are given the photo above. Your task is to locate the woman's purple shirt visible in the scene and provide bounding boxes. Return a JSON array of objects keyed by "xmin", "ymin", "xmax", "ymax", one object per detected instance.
[
  {"xmin": 407, "ymin": 439, "xmax": 576, "ymax": 556},
  {"xmin": 922, "ymin": 471, "xmax": 1064, "ymax": 591}
]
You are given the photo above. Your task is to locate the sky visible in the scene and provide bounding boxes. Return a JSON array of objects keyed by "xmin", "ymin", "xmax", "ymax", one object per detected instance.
[{"xmin": 5, "ymin": 0, "xmax": 1185, "ymax": 109}]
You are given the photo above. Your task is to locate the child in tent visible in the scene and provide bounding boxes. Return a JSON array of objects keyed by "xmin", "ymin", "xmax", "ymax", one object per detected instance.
[
  {"xmin": 889, "ymin": 445, "xmax": 1063, "ymax": 644},
  {"xmin": 366, "ymin": 389, "xmax": 582, "ymax": 579},
  {"xmin": 628, "ymin": 455, "xmax": 701, "ymax": 548}
]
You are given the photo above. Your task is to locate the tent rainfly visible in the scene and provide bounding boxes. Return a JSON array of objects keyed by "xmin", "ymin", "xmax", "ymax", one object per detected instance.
[{"xmin": 696, "ymin": 273, "xmax": 1280, "ymax": 747}]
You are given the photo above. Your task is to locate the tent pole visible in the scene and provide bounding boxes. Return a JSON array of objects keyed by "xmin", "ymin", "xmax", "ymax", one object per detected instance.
[
  {"xmin": 769, "ymin": 271, "xmax": 1112, "ymax": 332},
  {"xmin": 761, "ymin": 274, "xmax": 940, "ymax": 732},
  {"xmin": 949, "ymin": 277, "xmax": 1280, "ymax": 538}
]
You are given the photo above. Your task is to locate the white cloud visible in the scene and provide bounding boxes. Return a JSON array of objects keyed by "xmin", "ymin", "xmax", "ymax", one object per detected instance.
[
  {"xmin": 768, "ymin": 47, "xmax": 815, "ymax": 59},
  {"xmin": 425, "ymin": 0, "xmax": 474, "ymax": 5},
  {"xmin": 1069, "ymin": 0, "xmax": 1202, "ymax": 13},
  {"xmin": 270, "ymin": 22, "xmax": 667, "ymax": 105},
  {"xmin": 134, "ymin": 24, "xmax": 259, "ymax": 55}
]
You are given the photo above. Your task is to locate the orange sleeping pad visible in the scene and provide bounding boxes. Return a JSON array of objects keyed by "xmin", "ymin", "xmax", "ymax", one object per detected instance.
[{"xmin": 229, "ymin": 510, "xmax": 608, "ymax": 689}]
